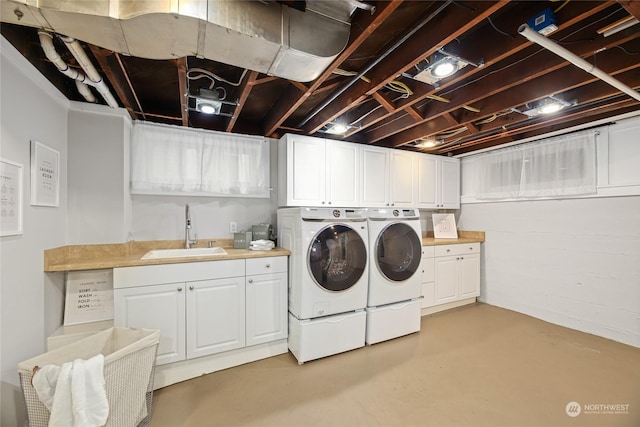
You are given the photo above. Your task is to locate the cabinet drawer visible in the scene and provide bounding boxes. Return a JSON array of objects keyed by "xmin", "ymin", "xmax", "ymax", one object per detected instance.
[
  {"xmin": 246, "ymin": 256, "xmax": 287, "ymax": 275},
  {"xmin": 435, "ymin": 243, "xmax": 480, "ymax": 257},
  {"xmin": 422, "ymin": 246, "xmax": 435, "ymax": 258}
]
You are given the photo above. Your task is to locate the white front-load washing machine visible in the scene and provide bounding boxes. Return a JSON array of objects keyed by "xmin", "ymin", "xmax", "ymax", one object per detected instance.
[
  {"xmin": 366, "ymin": 208, "xmax": 423, "ymax": 345},
  {"xmin": 277, "ymin": 207, "xmax": 369, "ymax": 363}
]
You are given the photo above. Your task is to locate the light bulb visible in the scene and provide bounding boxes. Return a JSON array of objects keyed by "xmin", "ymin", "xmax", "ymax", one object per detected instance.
[
  {"xmin": 431, "ymin": 60, "xmax": 457, "ymax": 77},
  {"xmin": 199, "ymin": 104, "xmax": 216, "ymax": 114},
  {"xmin": 540, "ymin": 102, "xmax": 562, "ymax": 114}
]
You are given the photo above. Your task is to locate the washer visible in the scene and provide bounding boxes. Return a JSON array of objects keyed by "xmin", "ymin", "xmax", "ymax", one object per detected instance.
[
  {"xmin": 277, "ymin": 207, "xmax": 369, "ymax": 363},
  {"xmin": 366, "ymin": 208, "xmax": 423, "ymax": 344}
]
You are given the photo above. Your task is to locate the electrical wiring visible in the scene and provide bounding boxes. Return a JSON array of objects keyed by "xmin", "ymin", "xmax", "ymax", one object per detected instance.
[
  {"xmin": 333, "ymin": 68, "xmax": 372, "ymax": 83},
  {"xmin": 462, "ymin": 105, "xmax": 480, "ymax": 112},
  {"xmin": 487, "ymin": 16, "xmax": 514, "ymax": 38},
  {"xmin": 187, "ymin": 68, "xmax": 248, "ymax": 87},
  {"xmin": 553, "ymin": 0, "xmax": 570, "ymax": 13}
]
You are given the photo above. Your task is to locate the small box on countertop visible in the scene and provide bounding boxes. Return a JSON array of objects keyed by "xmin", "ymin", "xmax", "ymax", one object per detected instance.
[
  {"xmin": 234, "ymin": 231, "xmax": 252, "ymax": 249},
  {"xmin": 251, "ymin": 223, "xmax": 272, "ymax": 240}
]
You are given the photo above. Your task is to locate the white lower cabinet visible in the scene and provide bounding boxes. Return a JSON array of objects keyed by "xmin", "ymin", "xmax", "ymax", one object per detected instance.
[
  {"xmin": 245, "ymin": 257, "xmax": 288, "ymax": 346},
  {"xmin": 114, "ymin": 257, "xmax": 287, "ymax": 368},
  {"xmin": 423, "ymin": 243, "xmax": 480, "ymax": 312}
]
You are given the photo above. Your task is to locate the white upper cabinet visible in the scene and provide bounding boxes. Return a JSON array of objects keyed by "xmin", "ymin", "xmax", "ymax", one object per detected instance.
[
  {"xmin": 415, "ymin": 155, "xmax": 460, "ymax": 209},
  {"xmin": 278, "ymin": 134, "xmax": 460, "ymax": 209},
  {"xmin": 326, "ymin": 140, "xmax": 360, "ymax": 207},
  {"xmin": 361, "ymin": 145, "xmax": 389, "ymax": 207},
  {"xmin": 389, "ymin": 150, "xmax": 415, "ymax": 207},
  {"xmin": 278, "ymin": 134, "xmax": 359, "ymax": 207}
]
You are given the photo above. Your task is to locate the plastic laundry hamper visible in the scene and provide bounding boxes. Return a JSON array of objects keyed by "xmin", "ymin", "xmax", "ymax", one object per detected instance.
[{"xmin": 18, "ymin": 327, "xmax": 160, "ymax": 427}]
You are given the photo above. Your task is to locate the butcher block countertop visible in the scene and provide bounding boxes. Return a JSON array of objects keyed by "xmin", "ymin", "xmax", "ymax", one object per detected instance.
[
  {"xmin": 44, "ymin": 238, "xmax": 290, "ymax": 272},
  {"xmin": 422, "ymin": 230, "xmax": 485, "ymax": 246}
]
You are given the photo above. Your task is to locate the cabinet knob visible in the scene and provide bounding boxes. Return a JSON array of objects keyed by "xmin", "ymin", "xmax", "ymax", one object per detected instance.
[
  {"xmin": 446, "ymin": 249, "xmax": 451, "ymax": 253},
  {"xmin": 266, "ymin": 264, "xmax": 271, "ymax": 268},
  {"xmin": 177, "ymin": 287, "xmax": 183, "ymax": 292},
  {"xmin": 248, "ymin": 279, "xmax": 253, "ymax": 284},
  {"xmin": 189, "ymin": 285, "xmax": 194, "ymax": 290},
  {"xmin": 460, "ymin": 257, "xmax": 464, "ymax": 260},
  {"xmin": 322, "ymin": 201, "xmax": 325, "ymax": 204},
  {"xmin": 456, "ymin": 257, "xmax": 460, "ymax": 261},
  {"xmin": 328, "ymin": 202, "xmax": 332, "ymax": 205},
  {"xmin": 469, "ymin": 247, "xmax": 473, "ymax": 250}
]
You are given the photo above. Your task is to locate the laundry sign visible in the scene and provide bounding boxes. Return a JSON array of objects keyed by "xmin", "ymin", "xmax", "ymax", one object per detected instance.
[{"xmin": 64, "ymin": 269, "xmax": 114, "ymax": 325}]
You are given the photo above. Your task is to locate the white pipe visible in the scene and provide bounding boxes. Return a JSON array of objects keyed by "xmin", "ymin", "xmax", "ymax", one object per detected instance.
[
  {"xmin": 518, "ymin": 24, "xmax": 640, "ymax": 102},
  {"xmin": 38, "ymin": 31, "xmax": 95, "ymax": 104},
  {"xmin": 60, "ymin": 35, "xmax": 119, "ymax": 108},
  {"xmin": 75, "ymin": 79, "xmax": 96, "ymax": 103},
  {"xmin": 38, "ymin": 31, "xmax": 119, "ymax": 108}
]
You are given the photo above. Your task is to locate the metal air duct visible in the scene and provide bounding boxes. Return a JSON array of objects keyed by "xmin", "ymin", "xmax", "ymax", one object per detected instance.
[{"xmin": 2, "ymin": 0, "xmax": 358, "ymax": 82}]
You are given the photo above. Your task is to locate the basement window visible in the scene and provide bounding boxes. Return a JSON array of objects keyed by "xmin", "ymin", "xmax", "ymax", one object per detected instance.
[
  {"xmin": 130, "ymin": 122, "xmax": 270, "ymax": 198},
  {"xmin": 475, "ymin": 130, "xmax": 596, "ymax": 199}
]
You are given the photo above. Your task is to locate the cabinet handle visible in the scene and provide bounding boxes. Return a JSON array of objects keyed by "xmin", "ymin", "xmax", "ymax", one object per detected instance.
[
  {"xmin": 456, "ymin": 257, "xmax": 460, "ymax": 261},
  {"xmin": 322, "ymin": 201, "xmax": 325, "ymax": 204},
  {"xmin": 460, "ymin": 257, "xmax": 464, "ymax": 260},
  {"xmin": 469, "ymin": 247, "xmax": 473, "ymax": 250},
  {"xmin": 266, "ymin": 264, "xmax": 271, "ymax": 268},
  {"xmin": 177, "ymin": 287, "xmax": 183, "ymax": 292},
  {"xmin": 446, "ymin": 249, "xmax": 451, "ymax": 253},
  {"xmin": 248, "ymin": 279, "xmax": 253, "ymax": 284},
  {"xmin": 328, "ymin": 202, "xmax": 332, "ymax": 205},
  {"xmin": 189, "ymin": 285, "xmax": 194, "ymax": 290}
]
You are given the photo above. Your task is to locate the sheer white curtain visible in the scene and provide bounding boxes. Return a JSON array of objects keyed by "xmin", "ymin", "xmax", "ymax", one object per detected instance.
[
  {"xmin": 131, "ymin": 123, "xmax": 202, "ymax": 192},
  {"xmin": 476, "ymin": 130, "xmax": 596, "ymax": 199},
  {"xmin": 201, "ymin": 133, "xmax": 269, "ymax": 195},
  {"xmin": 131, "ymin": 122, "xmax": 269, "ymax": 197}
]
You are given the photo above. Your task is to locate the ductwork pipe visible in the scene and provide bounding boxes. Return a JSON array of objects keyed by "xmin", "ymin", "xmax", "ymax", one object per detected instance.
[
  {"xmin": 38, "ymin": 31, "xmax": 118, "ymax": 108},
  {"xmin": 518, "ymin": 24, "xmax": 640, "ymax": 102}
]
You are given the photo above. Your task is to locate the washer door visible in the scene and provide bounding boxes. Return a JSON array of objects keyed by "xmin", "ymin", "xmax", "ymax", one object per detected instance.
[
  {"xmin": 308, "ymin": 224, "xmax": 367, "ymax": 292},
  {"xmin": 376, "ymin": 222, "xmax": 421, "ymax": 282}
]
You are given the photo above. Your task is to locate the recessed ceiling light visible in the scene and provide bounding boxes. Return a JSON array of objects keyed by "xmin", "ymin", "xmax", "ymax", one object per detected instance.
[
  {"xmin": 539, "ymin": 102, "xmax": 562, "ymax": 115},
  {"xmin": 431, "ymin": 60, "xmax": 458, "ymax": 78}
]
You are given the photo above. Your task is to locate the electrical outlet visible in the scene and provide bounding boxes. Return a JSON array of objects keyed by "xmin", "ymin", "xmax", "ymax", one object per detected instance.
[{"xmin": 229, "ymin": 222, "xmax": 237, "ymax": 233}]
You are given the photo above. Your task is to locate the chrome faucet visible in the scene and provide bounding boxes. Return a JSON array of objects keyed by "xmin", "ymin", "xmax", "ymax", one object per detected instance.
[{"xmin": 185, "ymin": 204, "xmax": 197, "ymax": 249}]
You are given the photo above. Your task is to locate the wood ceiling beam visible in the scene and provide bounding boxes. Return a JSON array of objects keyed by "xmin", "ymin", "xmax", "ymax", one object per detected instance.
[
  {"xmin": 375, "ymin": 33, "xmax": 640, "ymax": 147},
  {"xmin": 372, "ymin": 92, "xmax": 395, "ymax": 113},
  {"xmin": 88, "ymin": 46, "xmax": 137, "ymax": 119},
  {"xmin": 175, "ymin": 57, "xmax": 188, "ymax": 127},
  {"xmin": 406, "ymin": 106, "xmax": 424, "ymax": 122},
  {"xmin": 262, "ymin": 0, "xmax": 404, "ymax": 136},
  {"xmin": 345, "ymin": 1, "xmax": 616, "ymax": 139},
  {"xmin": 617, "ymin": 0, "xmax": 640, "ymax": 20},
  {"xmin": 226, "ymin": 70, "xmax": 259, "ymax": 132},
  {"xmin": 300, "ymin": 1, "xmax": 512, "ymax": 134}
]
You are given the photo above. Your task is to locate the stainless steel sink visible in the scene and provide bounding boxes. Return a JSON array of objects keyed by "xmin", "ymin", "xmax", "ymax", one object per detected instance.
[{"xmin": 141, "ymin": 247, "xmax": 227, "ymax": 260}]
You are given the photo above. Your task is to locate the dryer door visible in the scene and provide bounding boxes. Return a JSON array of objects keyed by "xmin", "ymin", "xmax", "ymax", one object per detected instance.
[
  {"xmin": 308, "ymin": 224, "xmax": 367, "ymax": 292},
  {"xmin": 376, "ymin": 222, "xmax": 422, "ymax": 282}
]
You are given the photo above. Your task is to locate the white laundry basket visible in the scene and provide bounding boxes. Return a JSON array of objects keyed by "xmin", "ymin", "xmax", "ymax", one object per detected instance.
[{"xmin": 18, "ymin": 327, "xmax": 160, "ymax": 427}]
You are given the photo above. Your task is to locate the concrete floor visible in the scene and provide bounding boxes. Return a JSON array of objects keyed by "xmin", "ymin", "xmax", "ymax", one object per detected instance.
[{"xmin": 149, "ymin": 303, "xmax": 640, "ymax": 426}]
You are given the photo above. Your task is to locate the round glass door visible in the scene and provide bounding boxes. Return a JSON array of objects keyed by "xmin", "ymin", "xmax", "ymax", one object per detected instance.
[
  {"xmin": 376, "ymin": 222, "xmax": 421, "ymax": 282},
  {"xmin": 308, "ymin": 224, "xmax": 367, "ymax": 292}
]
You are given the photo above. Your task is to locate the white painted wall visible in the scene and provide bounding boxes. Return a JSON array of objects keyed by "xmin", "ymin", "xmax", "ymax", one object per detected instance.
[
  {"xmin": 68, "ymin": 104, "xmax": 132, "ymax": 244},
  {"xmin": 0, "ymin": 37, "xmax": 69, "ymax": 425},
  {"xmin": 458, "ymin": 117, "xmax": 640, "ymax": 349}
]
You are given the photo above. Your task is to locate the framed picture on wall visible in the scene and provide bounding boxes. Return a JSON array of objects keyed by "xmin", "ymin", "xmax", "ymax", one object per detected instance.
[
  {"xmin": 0, "ymin": 158, "xmax": 24, "ymax": 236},
  {"xmin": 30, "ymin": 140, "xmax": 60, "ymax": 207}
]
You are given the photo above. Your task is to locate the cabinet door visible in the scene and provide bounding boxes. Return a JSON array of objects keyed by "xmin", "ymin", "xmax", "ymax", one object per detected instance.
[
  {"xmin": 439, "ymin": 158, "xmax": 460, "ymax": 209},
  {"xmin": 361, "ymin": 146, "xmax": 389, "ymax": 207},
  {"xmin": 186, "ymin": 277, "xmax": 245, "ymax": 359},
  {"xmin": 326, "ymin": 140, "xmax": 360, "ymax": 206},
  {"xmin": 416, "ymin": 155, "xmax": 438, "ymax": 208},
  {"xmin": 434, "ymin": 256, "xmax": 458, "ymax": 304},
  {"xmin": 246, "ymin": 272, "xmax": 288, "ymax": 346},
  {"xmin": 114, "ymin": 283, "xmax": 186, "ymax": 365},
  {"xmin": 288, "ymin": 135, "xmax": 326, "ymax": 206},
  {"xmin": 459, "ymin": 253, "xmax": 480, "ymax": 299},
  {"xmin": 389, "ymin": 150, "xmax": 415, "ymax": 206}
]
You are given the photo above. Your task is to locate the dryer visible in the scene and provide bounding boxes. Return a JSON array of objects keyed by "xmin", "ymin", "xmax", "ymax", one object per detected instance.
[
  {"xmin": 278, "ymin": 207, "xmax": 369, "ymax": 363},
  {"xmin": 366, "ymin": 208, "xmax": 423, "ymax": 344}
]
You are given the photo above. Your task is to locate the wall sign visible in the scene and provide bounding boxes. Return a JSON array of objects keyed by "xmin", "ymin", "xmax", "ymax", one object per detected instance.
[
  {"xmin": 0, "ymin": 158, "xmax": 24, "ymax": 236},
  {"xmin": 64, "ymin": 269, "xmax": 114, "ymax": 325},
  {"xmin": 30, "ymin": 140, "xmax": 60, "ymax": 207},
  {"xmin": 432, "ymin": 213, "xmax": 458, "ymax": 239}
]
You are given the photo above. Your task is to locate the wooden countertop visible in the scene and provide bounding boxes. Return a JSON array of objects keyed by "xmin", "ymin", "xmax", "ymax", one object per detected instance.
[
  {"xmin": 45, "ymin": 230, "xmax": 485, "ymax": 272},
  {"xmin": 422, "ymin": 230, "xmax": 485, "ymax": 246},
  {"xmin": 44, "ymin": 238, "xmax": 290, "ymax": 272}
]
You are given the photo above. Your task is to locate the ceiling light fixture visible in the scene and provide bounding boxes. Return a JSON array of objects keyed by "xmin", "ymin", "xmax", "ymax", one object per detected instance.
[
  {"xmin": 187, "ymin": 87, "xmax": 238, "ymax": 117},
  {"xmin": 516, "ymin": 96, "xmax": 576, "ymax": 118},
  {"xmin": 322, "ymin": 122, "xmax": 359, "ymax": 135},
  {"xmin": 403, "ymin": 48, "xmax": 483, "ymax": 87}
]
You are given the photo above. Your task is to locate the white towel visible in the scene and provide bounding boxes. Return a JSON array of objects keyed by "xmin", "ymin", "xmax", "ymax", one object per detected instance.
[{"xmin": 32, "ymin": 354, "xmax": 109, "ymax": 427}]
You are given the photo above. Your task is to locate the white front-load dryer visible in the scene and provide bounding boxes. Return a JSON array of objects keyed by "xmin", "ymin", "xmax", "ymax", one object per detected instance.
[
  {"xmin": 366, "ymin": 208, "xmax": 423, "ymax": 345},
  {"xmin": 278, "ymin": 207, "xmax": 369, "ymax": 363}
]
